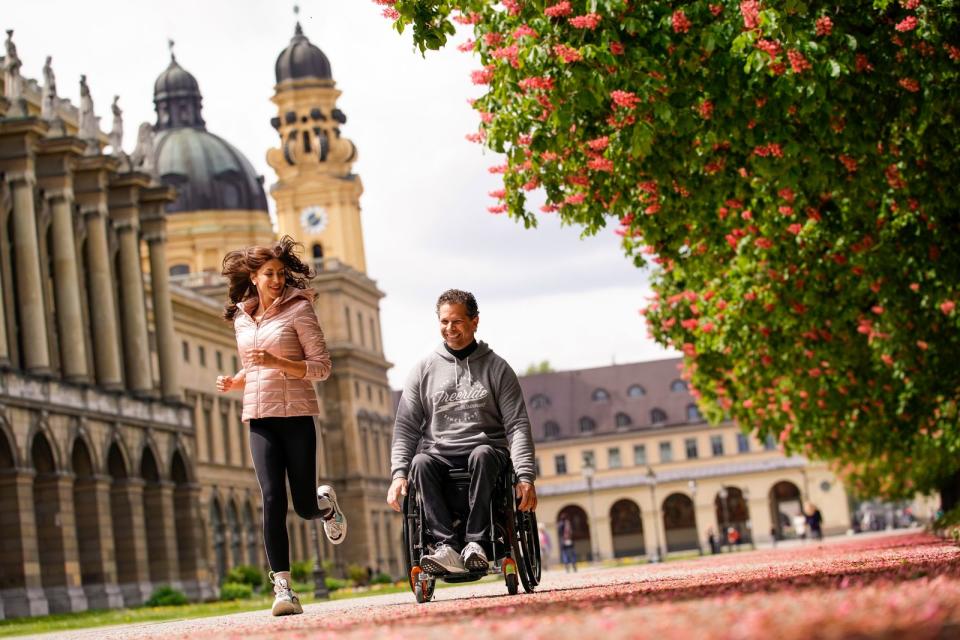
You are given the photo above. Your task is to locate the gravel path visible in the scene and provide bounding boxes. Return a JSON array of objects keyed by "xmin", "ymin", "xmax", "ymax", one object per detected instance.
[{"xmin": 23, "ymin": 530, "xmax": 960, "ymax": 640}]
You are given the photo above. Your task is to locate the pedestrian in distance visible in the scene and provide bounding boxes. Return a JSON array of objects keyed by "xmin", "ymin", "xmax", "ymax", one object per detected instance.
[
  {"xmin": 538, "ymin": 523, "xmax": 552, "ymax": 571},
  {"xmin": 559, "ymin": 514, "xmax": 577, "ymax": 572},
  {"xmin": 805, "ymin": 501, "xmax": 824, "ymax": 542},
  {"xmin": 217, "ymin": 236, "xmax": 347, "ymax": 616},
  {"xmin": 707, "ymin": 527, "xmax": 718, "ymax": 554}
]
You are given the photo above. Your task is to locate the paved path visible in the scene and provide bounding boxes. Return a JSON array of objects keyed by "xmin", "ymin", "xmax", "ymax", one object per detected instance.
[{"xmin": 24, "ymin": 530, "xmax": 960, "ymax": 640}]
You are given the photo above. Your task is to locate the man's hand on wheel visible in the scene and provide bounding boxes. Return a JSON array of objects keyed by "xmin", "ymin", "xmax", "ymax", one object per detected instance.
[
  {"xmin": 387, "ymin": 477, "xmax": 408, "ymax": 512},
  {"xmin": 516, "ymin": 481, "xmax": 537, "ymax": 512}
]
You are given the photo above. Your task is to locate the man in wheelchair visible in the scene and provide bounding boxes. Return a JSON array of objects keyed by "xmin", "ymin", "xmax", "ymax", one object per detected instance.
[{"xmin": 387, "ymin": 289, "xmax": 537, "ymax": 575}]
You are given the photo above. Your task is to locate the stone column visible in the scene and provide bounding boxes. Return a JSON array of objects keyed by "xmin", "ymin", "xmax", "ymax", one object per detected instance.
[
  {"xmin": 174, "ymin": 483, "xmax": 215, "ymax": 600},
  {"xmin": 140, "ymin": 186, "xmax": 180, "ymax": 402},
  {"xmin": 110, "ymin": 478, "xmax": 151, "ymax": 605},
  {"xmin": 142, "ymin": 480, "xmax": 181, "ymax": 588},
  {"xmin": 73, "ymin": 475, "xmax": 123, "ymax": 609},
  {"xmin": 108, "ymin": 173, "xmax": 153, "ymax": 396},
  {"xmin": 749, "ymin": 496, "xmax": 774, "ymax": 544},
  {"xmin": 0, "ymin": 118, "xmax": 52, "ymax": 374},
  {"xmin": 73, "ymin": 155, "xmax": 123, "ymax": 390},
  {"xmin": 0, "ymin": 183, "xmax": 10, "ymax": 367},
  {"xmin": 34, "ymin": 472, "xmax": 88, "ymax": 613},
  {"xmin": 36, "ymin": 137, "xmax": 90, "ymax": 383},
  {"xmin": 0, "ymin": 469, "xmax": 49, "ymax": 617}
]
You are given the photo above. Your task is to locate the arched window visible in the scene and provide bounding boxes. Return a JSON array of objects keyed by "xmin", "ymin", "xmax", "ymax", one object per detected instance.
[
  {"xmin": 615, "ymin": 412, "xmax": 632, "ymax": 428},
  {"xmin": 650, "ymin": 408, "xmax": 667, "ymax": 425},
  {"xmin": 627, "ymin": 384, "xmax": 646, "ymax": 397},
  {"xmin": 686, "ymin": 404, "xmax": 703, "ymax": 422},
  {"xmin": 592, "ymin": 388, "xmax": 610, "ymax": 402},
  {"xmin": 312, "ymin": 243, "xmax": 324, "ymax": 259},
  {"xmin": 544, "ymin": 421, "xmax": 560, "ymax": 439},
  {"xmin": 169, "ymin": 264, "xmax": 190, "ymax": 277},
  {"xmin": 670, "ymin": 379, "xmax": 689, "ymax": 392},
  {"xmin": 579, "ymin": 417, "xmax": 596, "ymax": 434},
  {"xmin": 530, "ymin": 394, "xmax": 551, "ymax": 410}
]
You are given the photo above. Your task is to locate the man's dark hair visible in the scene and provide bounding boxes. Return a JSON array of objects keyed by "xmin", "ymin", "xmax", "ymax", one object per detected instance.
[{"xmin": 436, "ymin": 289, "xmax": 479, "ymax": 318}]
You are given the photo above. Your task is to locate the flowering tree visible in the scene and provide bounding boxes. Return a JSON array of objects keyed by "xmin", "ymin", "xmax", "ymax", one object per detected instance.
[{"xmin": 376, "ymin": 0, "xmax": 960, "ymax": 505}]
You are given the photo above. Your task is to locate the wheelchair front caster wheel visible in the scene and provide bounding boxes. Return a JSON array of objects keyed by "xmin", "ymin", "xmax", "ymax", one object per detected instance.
[{"xmin": 506, "ymin": 572, "xmax": 519, "ymax": 595}]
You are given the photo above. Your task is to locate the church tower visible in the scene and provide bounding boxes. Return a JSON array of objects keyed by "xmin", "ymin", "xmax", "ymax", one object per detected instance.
[{"xmin": 268, "ymin": 18, "xmax": 400, "ymax": 577}]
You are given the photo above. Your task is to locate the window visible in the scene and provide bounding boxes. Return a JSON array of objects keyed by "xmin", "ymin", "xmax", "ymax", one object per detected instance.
[
  {"xmin": 633, "ymin": 444, "xmax": 647, "ymax": 465},
  {"xmin": 554, "ymin": 454, "xmax": 567, "ymax": 475},
  {"xmin": 685, "ymin": 438, "xmax": 699, "ymax": 459},
  {"xmin": 354, "ymin": 381, "xmax": 360, "ymax": 398},
  {"xmin": 182, "ymin": 340, "xmax": 190, "ymax": 362},
  {"xmin": 671, "ymin": 379, "xmax": 689, "ymax": 392},
  {"xmin": 198, "ymin": 346, "xmax": 206, "ymax": 367},
  {"xmin": 544, "ymin": 421, "xmax": 560, "ymax": 439},
  {"xmin": 651, "ymin": 408, "xmax": 667, "ymax": 425},
  {"xmin": 764, "ymin": 433, "xmax": 777, "ymax": 451},
  {"xmin": 592, "ymin": 388, "xmax": 610, "ymax": 402},
  {"xmin": 169, "ymin": 264, "xmax": 190, "ymax": 277},
  {"xmin": 686, "ymin": 404, "xmax": 703, "ymax": 422},
  {"xmin": 659, "ymin": 441, "xmax": 673, "ymax": 462},
  {"xmin": 579, "ymin": 417, "xmax": 596, "ymax": 434},
  {"xmin": 737, "ymin": 433, "xmax": 750, "ymax": 453},
  {"xmin": 203, "ymin": 405, "xmax": 214, "ymax": 462},
  {"xmin": 367, "ymin": 384, "xmax": 373, "ymax": 402},
  {"xmin": 232, "ymin": 355, "xmax": 239, "ymax": 372},
  {"xmin": 582, "ymin": 450, "xmax": 596, "ymax": 469},
  {"xmin": 378, "ymin": 388, "xmax": 384, "ymax": 405},
  {"xmin": 615, "ymin": 412, "xmax": 632, "ymax": 429},
  {"xmin": 530, "ymin": 394, "xmax": 551, "ymax": 410},
  {"xmin": 221, "ymin": 406, "xmax": 231, "ymax": 465},
  {"xmin": 216, "ymin": 350, "xmax": 223, "ymax": 371},
  {"xmin": 608, "ymin": 447, "xmax": 622, "ymax": 469},
  {"xmin": 711, "ymin": 435, "xmax": 725, "ymax": 456},
  {"xmin": 627, "ymin": 384, "xmax": 646, "ymax": 397}
]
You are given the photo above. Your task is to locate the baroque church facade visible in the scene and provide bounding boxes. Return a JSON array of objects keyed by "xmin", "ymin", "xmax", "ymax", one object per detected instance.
[{"xmin": 0, "ymin": 22, "xmax": 399, "ymax": 618}]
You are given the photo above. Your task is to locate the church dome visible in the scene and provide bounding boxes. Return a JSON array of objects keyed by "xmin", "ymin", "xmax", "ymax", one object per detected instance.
[
  {"xmin": 275, "ymin": 23, "xmax": 332, "ymax": 83},
  {"xmin": 151, "ymin": 53, "xmax": 268, "ymax": 213}
]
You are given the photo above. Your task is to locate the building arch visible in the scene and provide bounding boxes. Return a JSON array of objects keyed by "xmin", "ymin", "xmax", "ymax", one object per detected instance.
[
  {"xmin": 104, "ymin": 434, "xmax": 132, "ymax": 480},
  {"xmin": 32, "ymin": 430, "xmax": 71, "ymax": 605},
  {"xmin": 27, "ymin": 419, "xmax": 62, "ymax": 473},
  {"xmin": 71, "ymin": 438, "xmax": 106, "ymax": 589},
  {"xmin": 610, "ymin": 498, "xmax": 645, "ymax": 558},
  {"xmin": 0, "ymin": 417, "xmax": 18, "ymax": 468},
  {"xmin": 557, "ymin": 504, "xmax": 592, "ymax": 562},
  {"xmin": 662, "ymin": 492, "xmax": 699, "ymax": 553},
  {"xmin": 769, "ymin": 480, "xmax": 803, "ymax": 539},
  {"xmin": 226, "ymin": 499, "xmax": 242, "ymax": 570},
  {"xmin": 210, "ymin": 496, "xmax": 227, "ymax": 583},
  {"xmin": 243, "ymin": 501, "xmax": 259, "ymax": 567},
  {"xmin": 715, "ymin": 486, "xmax": 751, "ymax": 545}
]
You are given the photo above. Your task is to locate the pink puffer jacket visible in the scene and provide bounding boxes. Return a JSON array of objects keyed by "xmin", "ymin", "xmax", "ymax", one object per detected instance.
[{"xmin": 233, "ymin": 287, "xmax": 332, "ymax": 422}]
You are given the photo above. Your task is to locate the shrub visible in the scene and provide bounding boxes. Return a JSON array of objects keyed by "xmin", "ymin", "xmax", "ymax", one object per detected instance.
[
  {"xmin": 219, "ymin": 581, "xmax": 253, "ymax": 601},
  {"xmin": 325, "ymin": 576, "xmax": 349, "ymax": 591},
  {"xmin": 372, "ymin": 572, "xmax": 393, "ymax": 585},
  {"xmin": 226, "ymin": 564, "xmax": 263, "ymax": 590},
  {"xmin": 347, "ymin": 564, "xmax": 370, "ymax": 585},
  {"xmin": 290, "ymin": 559, "xmax": 313, "ymax": 583},
  {"xmin": 145, "ymin": 585, "xmax": 188, "ymax": 607}
]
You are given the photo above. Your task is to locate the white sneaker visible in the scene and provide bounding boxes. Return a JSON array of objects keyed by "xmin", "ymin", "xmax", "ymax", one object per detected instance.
[
  {"xmin": 269, "ymin": 572, "xmax": 303, "ymax": 616},
  {"xmin": 461, "ymin": 542, "xmax": 489, "ymax": 572},
  {"xmin": 317, "ymin": 485, "xmax": 347, "ymax": 545},
  {"xmin": 420, "ymin": 543, "xmax": 467, "ymax": 575}
]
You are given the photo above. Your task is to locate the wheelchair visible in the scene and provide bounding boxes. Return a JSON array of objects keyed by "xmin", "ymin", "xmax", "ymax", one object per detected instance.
[{"xmin": 402, "ymin": 461, "xmax": 541, "ymax": 603}]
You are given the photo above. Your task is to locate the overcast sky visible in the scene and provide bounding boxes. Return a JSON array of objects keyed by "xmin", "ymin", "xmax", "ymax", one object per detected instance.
[{"xmin": 5, "ymin": 1, "xmax": 674, "ymax": 387}]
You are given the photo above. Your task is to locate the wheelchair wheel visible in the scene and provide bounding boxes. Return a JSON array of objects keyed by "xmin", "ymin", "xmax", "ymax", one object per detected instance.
[
  {"xmin": 505, "ymin": 504, "xmax": 538, "ymax": 593},
  {"xmin": 519, "ymin": 510, "xmax": 542, "ymax": 585},
  {"xmin": 411, "ymin": 566, "xmax": 435, "ymax": 603},
  {"xmin": 503, "ymin": 558, "xmax": 519, "ymax": 595}
]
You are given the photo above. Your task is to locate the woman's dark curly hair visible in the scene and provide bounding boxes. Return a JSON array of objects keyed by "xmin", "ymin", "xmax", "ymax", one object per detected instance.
[{"xmin": 221, "ymin": 236, "xmax": 312, "ymax": 321}]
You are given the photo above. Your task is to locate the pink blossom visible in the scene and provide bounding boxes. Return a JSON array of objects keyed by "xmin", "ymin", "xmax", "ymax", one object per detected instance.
[
  {"xmin": 856, "ymin": 54, "xmax": 874, "ymax": 72},
  {"xmin": 754, "ymin": 237, "xmax": 774, "ymax": 249},
  {"xmin": 564, "ymin": 192, "xmax": 586, "ymax": 205},
  {"xmin": 787, "ymin": 223, "xmax": 803, "ymax": 235},
  {"xmin": 839, "ymin": 155, "xmax": 858, "ymax": 172},
  {"xmin": 611, "ymin": 90, "xmax": 640, "ymax": 109},
  {"xmin": 946, "ymin": 44, "xmax": 960, "ymax": 61},
  {"xmin": 610, "ymin": 41, "xmax": 625, "ymax": 55},
  {"xmin": 709, "ymin": 4, "xmax": 723, "ymax": 16},
  {"xmin": 569, "ymin": 13, "xmax": 601, "ymax": 29},
  {"xmin": 895, "ymin": 16, "xmax": 918, "ymax": 32},
  {"xmin": 513, "ymin": 24, "xmax": 537, "ymax": 39},
  {"xmin": 901, "ymin": 0, "xmax": 921, "ymax": 7},
  {"xmin": 502, "ymin": 0, "xmax": 522, "ymax": 16},
  {"xmin": 491, "ymin": 44, "xmax": 520, "ymax": 67},
  {"xmin": 672, "ymin": 10, "xmax": 692, "ymax": 34},
  {"xmin": 917, "ymin": 340, "xmax": 929, "ymax": 350},
  {"xmin": 753, "ymin": 143, "xmax": 784, "ymax": 158},
  {"xmin": 518, "ymin": 76, "xmax": 554, "ymax": 91},
  {"xmin": 382, "ymin": 7, "xmax": 400, "ymax": 19},
  {"xmin": 698, "ymin": 100, "xmax": 714, "ymax": 119},
  {"xmin": 540, "ymin": 203, "xmax": 559, "ymax": 213},
  {"xmin": 488, "ymin": 164, "xmax": 508, "ymax": 174},
  {"xmin": 779, "ymin": 206, "xmax": 794, "ymax": 216},
  {"xmin": 941, "ymin": 300, "xmax": 956, "ymax": 314},
  {"xmin": 483, "ymin": 32, "xmax": 503, "ymax": 47},
  {"xmin": 899, "ymin": 77, "xmax": 920, "ymax": 92},
  {"xmin": 815, "ymin": 16, "xmax": 833, "ymax": 36},
  {"xmin": 588, "ymin": 136, "xmax": 609, "ymax": 151},
  {"xmin": 487, "ymin": 204, "xmax": 507, "ymax": 214},
  {"xmin": 588, "ymin": 157, "xmax": 614, "ymax": 172},
  {"xmin": 488, "ymin": 189, "xmax": 506, "ymax": 199},
  {"xmin": 464, "ymin": 131, "xmax": 485, "ymax": 143},
  {"xmin": 787, "ymin": 50, "xmax": 811, "ymax": 73},
  {"xmin": 457, "ymin": 39, "xmax": 475, "ymax": 53},
  {"xmin": 553, "ymin": 44, "xmax": 582, "ymax": 63},
  {"xmin": 471, "ymin": 66, "xmax": 494, "ymax": 85},
  {"xmin": 544, "ymin": 1, "xmax": 572, "ymax": 18},
  {"xmin": 453, "ymin": 12, "xmax": 480, "ymax": 25},
  {"xmin": 740, "ymin": 0, "xmax": 761, "ymax": 29},
  {"xmin": 756, "ymin": 39, "xmax": 782, "ymax": 60},
  {"xmin": 372, "ymin": 0, "xmax": 396, "ymax": 4}
]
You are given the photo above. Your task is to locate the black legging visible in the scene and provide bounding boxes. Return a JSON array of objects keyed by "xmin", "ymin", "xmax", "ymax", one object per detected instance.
[{"xmin": 249, "ymin": 415, "xmax": 323, "ymax": 572}]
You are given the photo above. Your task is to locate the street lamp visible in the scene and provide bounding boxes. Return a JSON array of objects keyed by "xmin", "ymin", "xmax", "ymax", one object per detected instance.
[
  {"xmin": 645, "ymin": 466, "xmax": 662, "ymax": 563},
  {"xmin": 582, "ymin": 460, "xmax": 600, "ymax": 563},
  {"xmin": 310, "ymin": 519, "xmax": 330, "ymax": 600},
  {"xmin": 718, "ymin": 486, "xmax": 731, "ymax": 552},
  {"xmin": 688, "ymin": 479, "xmax": 702, "ymax": 555}
]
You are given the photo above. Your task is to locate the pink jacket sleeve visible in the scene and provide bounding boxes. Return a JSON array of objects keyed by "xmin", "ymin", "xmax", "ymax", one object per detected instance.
[{"xmin": 294, "ymin": 304, "xmax": 333, "ymax": 381}]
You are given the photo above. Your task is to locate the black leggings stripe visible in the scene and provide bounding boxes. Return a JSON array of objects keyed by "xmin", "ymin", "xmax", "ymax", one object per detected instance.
[{"xmin": 249, "ymin": 415, "xmax": 322, "ymax": 572}]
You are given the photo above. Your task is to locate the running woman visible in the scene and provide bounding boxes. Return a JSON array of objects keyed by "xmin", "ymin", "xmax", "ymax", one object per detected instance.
[{"xmin": 217, "ymin": 236, "xmax": 346, "ymax": 616}]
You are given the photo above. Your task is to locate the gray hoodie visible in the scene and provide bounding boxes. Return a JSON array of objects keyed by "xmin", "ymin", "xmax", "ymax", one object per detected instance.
[{"xmin": 391, "ymin": 341, "xmax": 536, "ymax": 483}]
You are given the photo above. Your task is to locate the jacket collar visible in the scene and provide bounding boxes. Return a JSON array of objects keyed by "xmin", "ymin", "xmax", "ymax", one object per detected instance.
[{"xmin": 238, "ymin": 286, "xmax": 315, "ymax": 318}]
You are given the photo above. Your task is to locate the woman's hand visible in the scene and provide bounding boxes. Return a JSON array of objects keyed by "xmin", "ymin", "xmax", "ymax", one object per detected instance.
[
  {"xmin": 216, "ymin": 375, "xmax": 235, "ymax": 393},
  {"xmin": 249, "ymin": 348, "xmax": 282, "ymax": 368}
]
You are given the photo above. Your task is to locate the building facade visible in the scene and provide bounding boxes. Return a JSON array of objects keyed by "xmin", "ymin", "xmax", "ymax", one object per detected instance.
[
  {"xmin": 520, "ymin": 359, "xmax": 851, "ymax": 563},
  {"xmin": 0, "ymin": 20, "xmax": 399, "ymax": 619}
]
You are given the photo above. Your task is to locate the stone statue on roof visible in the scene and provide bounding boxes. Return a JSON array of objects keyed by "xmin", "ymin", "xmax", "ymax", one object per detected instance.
[
  {"xmin": 3, "ymin": 29, "xmax": 26, "ymax": 116},
  {"xmin": 78, "ymin": 74, "xmax": 101, "ymax": 154},
  {"xmin": 41, "ymin": 56, "xmax": 58, "ymax": 120},
  {"xmin": 108, "ymin": 95, "xmax": 124, "ymax": 156},
  {"xmin": 130, "ymin": 122, "xmax": 157, "ymax": 176}
]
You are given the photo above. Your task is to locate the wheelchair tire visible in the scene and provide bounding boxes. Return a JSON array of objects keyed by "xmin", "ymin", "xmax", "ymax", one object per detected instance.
[{"xmin": 506, "ymin": 572, "xmax": 519, "ymax": 595}]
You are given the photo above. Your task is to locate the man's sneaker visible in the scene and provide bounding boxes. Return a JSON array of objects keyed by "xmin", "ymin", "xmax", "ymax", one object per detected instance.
[
  {"xmin": 317, "ymin": 485, "xmax": 347, "ymax": 545},
  {"xmin": 269, "ymin": 572, "xmax": 303, "ymax": 616},
  {"xmin": 419, "ymin": 543, "xmax": 466, "ymax": 575},
  {"xmin": 461, "ymin": 542, "xmax": 489, "ymax": 572}
]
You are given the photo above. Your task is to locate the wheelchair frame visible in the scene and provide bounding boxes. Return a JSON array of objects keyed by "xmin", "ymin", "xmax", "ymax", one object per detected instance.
[{"xmin": 402, "ymin": 464, "xmax": 541, "ymax": 603}]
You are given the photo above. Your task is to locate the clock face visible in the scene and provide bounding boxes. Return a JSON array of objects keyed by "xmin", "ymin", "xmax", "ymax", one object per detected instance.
[{"xmin": 299, "ymin": 205, "xmax": 329, "ymax": 234}]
